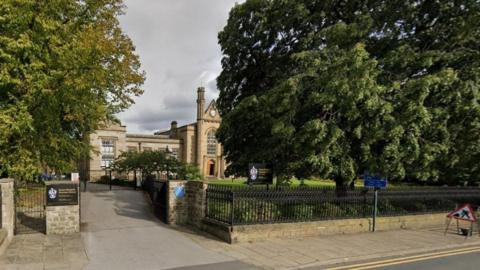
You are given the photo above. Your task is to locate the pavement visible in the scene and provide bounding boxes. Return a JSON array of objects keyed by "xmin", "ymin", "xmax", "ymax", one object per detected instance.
[
  {"xmin": 1, "ymin": 183, "xmax": 480, "ymax": 270},
  {"xmin": 183, "ymin": 225, "xmax": 480, "ymax": 269},
  {"xmin": 0, "ymin": 233, "xmax": 88, "ymax": 270}
]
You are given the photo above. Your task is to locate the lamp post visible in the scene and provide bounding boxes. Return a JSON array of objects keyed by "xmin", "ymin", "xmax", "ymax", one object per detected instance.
[
  {"xmin": 165, "ymin": 146, "xmax": 173, "ymax": 180},
  {"xmin": 133, "ymin": 169, "xmax": 137, "ymax": 190},
  {"xmin": 109, "ymin": 167, "xmax": 112, "ymax": 191},
  {"xmin": 153, "ymin": 161, "xmax": 158, "ymax": 181},
  {"xmin": 101, "ymin": 164, "xmax": 112, "ymax": 191}
]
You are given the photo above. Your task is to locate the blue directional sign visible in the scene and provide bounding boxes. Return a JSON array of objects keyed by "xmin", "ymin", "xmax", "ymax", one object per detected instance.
[
  {"xmin": 364, "ymin": 175, "xmax": 388, "ymax": 189},
  {"xmin": 174, "ymin": 186, "xmax": 185, "ymax": 199}
]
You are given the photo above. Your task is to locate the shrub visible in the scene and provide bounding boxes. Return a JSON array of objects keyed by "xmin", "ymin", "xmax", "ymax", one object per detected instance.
[
  {"xmin": 97, "ymin": 176, "xmax": 133, "ymax": 187},
  {"xmin": 178, "ymin": 163, "xmax": 203, "ymax": 181},
  {"xmin": 314, "ymin": 202, "xmax": 347, "ymax": 219},
  {"xmin": 234, "ymin": 200, "xmax": 281, "ymax": 224},
  {"xmin": 279, "ymin": 204, "xmax": 315, "ymax": 220}
]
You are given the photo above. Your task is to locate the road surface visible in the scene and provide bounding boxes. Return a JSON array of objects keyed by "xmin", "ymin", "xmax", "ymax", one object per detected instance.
[{"xmin": 322, "ymin": 246, "xmax": 480, "ymax": 270}]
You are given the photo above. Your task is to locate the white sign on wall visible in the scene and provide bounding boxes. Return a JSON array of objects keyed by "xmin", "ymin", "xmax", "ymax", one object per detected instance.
[{"xmin": 71, "ymin": 172, "xmax": 80, "ymax": 183}]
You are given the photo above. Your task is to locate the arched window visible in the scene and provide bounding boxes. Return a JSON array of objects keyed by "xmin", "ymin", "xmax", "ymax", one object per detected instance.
[{"xmin": 207, "ymin": 129, "xmax": 217, "ymax": 155}]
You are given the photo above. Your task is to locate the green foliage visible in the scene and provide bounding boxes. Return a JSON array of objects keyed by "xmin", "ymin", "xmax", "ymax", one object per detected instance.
[
  {"xmin": 208, "ymin": 201, "xmax": 232, "ymax": 220},
  {"xmin": 97, "ymin": 177, "xmax": 132, "ymax": 187},
  {"xmin": 112, "ymin": 150, "xmax": 202, "ymax": 180},
  {"xmin": 0, "ymin": 0, "xmax": 145, "ymax": 179},
  {"xmin": 314, "ymin": 203, "xmax": 347, "ymax": 219},
  {"xmin": 177, "ymin": 163, "xmax": 203, "ymax": 181},
  {"xmin": 99, "ymin": 175, "xmax": 111, "ymax": 183},
  {"xmin": 217, "ymin": 0, "xmax": 480, "ymax": 186},
  {"xmin": 234, "ymin": 200, "xmax": 281, "ymax": 223},
  {"xmin": 281, "ymin": 204, "xmax": 314, "ymax": 220}
]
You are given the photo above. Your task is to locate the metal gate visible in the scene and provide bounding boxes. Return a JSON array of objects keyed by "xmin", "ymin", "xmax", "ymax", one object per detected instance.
[
  {"xmin": 153, "ymin": 180, "xmax": 168, "ymax": 223},
  {"xmin": 15, "ymin": 181, "xmax": 46, "ymax": 234}
]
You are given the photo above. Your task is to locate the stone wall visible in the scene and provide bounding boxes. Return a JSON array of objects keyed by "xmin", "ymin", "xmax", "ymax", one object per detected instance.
[
  {"xmin": 46, "ymin": 205, "xmax": 80, "ymax": 235},
  {"xmin": 0, "ymin": 178, "xmax": 15, "ymax": 254},
  {"xmin": 45, "ymin": 182, "xmax": 80, "ymax": 235},
  {"xmin": 215, "ymin": 213, "xmax": 447, "ymax": 243},
  {"xmin": 186, "ymin": 181, "xmax": 207, "ymax": 228},
  {"xmin": 166, "ymin": 180, "xmax": 188, "ymax": 225},
  {"xmin": 162, "ymin": 180, "xmax": 207, "ymax": 227}
]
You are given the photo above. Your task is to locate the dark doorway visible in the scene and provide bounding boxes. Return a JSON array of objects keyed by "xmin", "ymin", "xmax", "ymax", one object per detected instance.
[{"xmin": 208, "ymin": 160, "xmax": 215, "ymax": 176}]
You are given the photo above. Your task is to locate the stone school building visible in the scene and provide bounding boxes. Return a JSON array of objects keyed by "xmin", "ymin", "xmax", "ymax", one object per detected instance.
[{"xmin": 86, "ymin": 87, "xmax": 226, "ymax": 180}]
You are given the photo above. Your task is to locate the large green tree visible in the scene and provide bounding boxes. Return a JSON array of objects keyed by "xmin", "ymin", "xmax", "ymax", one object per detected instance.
[
  {"xmin": 0, "ymin": 0, "xmax": 145, "ymax": 179},
  {"xmin": 217, "ymin": 0, "xmax": 480, "ymax": 186}
]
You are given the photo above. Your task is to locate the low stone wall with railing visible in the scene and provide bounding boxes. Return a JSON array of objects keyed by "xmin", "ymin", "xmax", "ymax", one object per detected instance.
[
  {"xmin": 203, "ymin": 185, "xmax": 480, "ymax": 243},
  {"xmin": 205, "ymin": 185, "xmax": 480, "ymax": 226},
  {"xmin": 143, "ymin": 180, "xmax": 480, "ymax": 243}
]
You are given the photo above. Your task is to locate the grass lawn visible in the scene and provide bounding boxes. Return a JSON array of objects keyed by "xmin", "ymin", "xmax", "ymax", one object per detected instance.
[{"xmin": 206, "ymin": 178, "xmax": 365, "ymax": 187}]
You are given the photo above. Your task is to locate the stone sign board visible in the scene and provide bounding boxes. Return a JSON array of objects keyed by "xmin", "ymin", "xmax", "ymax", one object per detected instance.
[{"xmin": 46, "ymin": 183, "xmax": 78, "ymax": 206}]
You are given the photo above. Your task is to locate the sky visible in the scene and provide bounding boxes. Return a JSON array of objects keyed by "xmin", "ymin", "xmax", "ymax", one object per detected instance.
[{"xmin": 117, "ymin": 0, "xmax": 240, "ymax": 133}]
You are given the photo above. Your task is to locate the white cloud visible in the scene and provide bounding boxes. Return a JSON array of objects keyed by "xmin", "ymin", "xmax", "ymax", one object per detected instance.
[{"xmin": 116, "ymin": 0, "xmax": 241, "ymax": 133}]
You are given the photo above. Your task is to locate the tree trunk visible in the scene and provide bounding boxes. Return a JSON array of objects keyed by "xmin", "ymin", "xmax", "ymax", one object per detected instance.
[
  {"xmin": 335, "ymin": 176, "xmax": 351, "ymax": 197},
  {"xmin": 349, "ymin": 179, "xmax": 355, "ymax": 190}
]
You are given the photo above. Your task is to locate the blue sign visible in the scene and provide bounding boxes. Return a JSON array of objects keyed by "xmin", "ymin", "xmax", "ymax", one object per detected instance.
[
  {"xmin": 364, "ymin": 175, "xmax": 388, "ymax": 189},
  {"xmin": 174, "ymin": 186, "xmax": 185, "ymax": 199}
]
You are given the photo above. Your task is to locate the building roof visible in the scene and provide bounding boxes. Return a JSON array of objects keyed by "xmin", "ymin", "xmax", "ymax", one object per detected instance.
[
  {"xmin": 126, "ymin": 133, "xmax": 170, "ymax": 139},
  {"xmin": 154, "ymin": 122, "xmax": 196, "ymax": 135}
]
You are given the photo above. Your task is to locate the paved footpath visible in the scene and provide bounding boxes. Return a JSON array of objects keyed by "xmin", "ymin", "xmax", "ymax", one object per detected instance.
[
  {"xmin": 0, "ymin": 233, "xmax": 88, "ymax": 270},
  {"xmin": 181, "ymin": 222, "xmax": 480, "ymax": 270}
]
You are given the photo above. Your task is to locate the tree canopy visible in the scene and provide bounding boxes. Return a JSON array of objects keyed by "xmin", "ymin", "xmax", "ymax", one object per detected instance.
[
  {"xmin": 0, "ymin": 0, "xmax": 145, "ymax": 179},
  {"xmin": 217, "ymin": 0, "xmax": 480, "ymax": 185},
  {"xmin": 113, "ymin": 150, "xmax": 202, "ymax": 181}
]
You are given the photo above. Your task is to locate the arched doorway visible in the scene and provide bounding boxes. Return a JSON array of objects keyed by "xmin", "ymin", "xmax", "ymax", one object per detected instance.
[{"xmin": 207, "ymin": 160, "xmax": 215, "ymax": 177}]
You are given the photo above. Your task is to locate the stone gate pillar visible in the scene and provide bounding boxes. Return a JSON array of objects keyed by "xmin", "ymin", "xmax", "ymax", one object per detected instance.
[
  {"xmin": 0, "ymin": 178, "xmax": 15, "ymax": 253},
  {"xmin": 45, "ymin": 181, "xmax": 80, "ymax": 235}
]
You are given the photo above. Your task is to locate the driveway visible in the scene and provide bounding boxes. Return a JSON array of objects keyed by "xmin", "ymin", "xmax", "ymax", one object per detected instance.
[{"xmin": 81, "ymin": 183, "xmax": 256, "ymax": 270}]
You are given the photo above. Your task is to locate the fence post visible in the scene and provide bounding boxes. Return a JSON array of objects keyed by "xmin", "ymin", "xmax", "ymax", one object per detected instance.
[
  {"xmin": 204, "ymin": 186, "xmax": 209, "ymax": 218},
  {"xmin": 363, "ymin": 190, "xmax": 367, "ymax": 218},
  {"xmin": 230, "ymin": 190, "xmax": 234, "ymax": 226},
  {"xmin": 372, "ymin": 188, "xmax": 378, "ymax": 232}
]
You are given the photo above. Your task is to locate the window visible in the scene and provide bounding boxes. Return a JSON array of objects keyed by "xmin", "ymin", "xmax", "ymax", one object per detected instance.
[
  {"xmin": 171, "ymin": 148, "xmax": 179, "ymax": 160},
  {"xmin": 101, "ymin": 139, "xmax": 115, "ymax": 168},
  {"xmin": 207, "ymin": 130, "xmax": 217, "ymax": 155}
]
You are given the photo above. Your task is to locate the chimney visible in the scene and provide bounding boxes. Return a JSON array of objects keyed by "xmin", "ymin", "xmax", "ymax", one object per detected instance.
[
  {"xmin": 170, "ymin": 121, "xmax": 178, "ymax": 139},
  {"xmin": 197, "ymin": 87, "xmax": 205, "ymax": 121}
]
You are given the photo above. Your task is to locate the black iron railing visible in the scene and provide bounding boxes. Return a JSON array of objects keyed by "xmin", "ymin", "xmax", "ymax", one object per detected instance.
[
  {"xmin": 14, "ymin": 181, "xmax": 46, "ymax": 234},
  {"xmin": 205, "ymin": 185, "xmax": 480, "ymax": 226}
]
